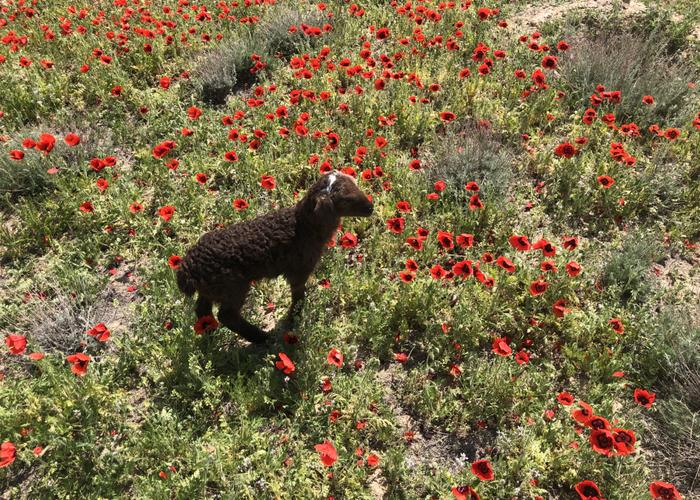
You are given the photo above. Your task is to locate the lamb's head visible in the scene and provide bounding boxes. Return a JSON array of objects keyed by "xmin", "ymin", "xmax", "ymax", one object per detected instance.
[{"xmin": 312, "ymin": 171, "xmax": 374, "ymax": 218}]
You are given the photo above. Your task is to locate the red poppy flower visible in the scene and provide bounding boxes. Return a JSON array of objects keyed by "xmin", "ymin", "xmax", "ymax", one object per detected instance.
[
  {"xmin": 515, "ymin": 350, "xmax": 530, "ymax": 365},
  {"xmin": 79, "ymin": 201, "xmax": 94, "ymax": 213},
  {"xmin": 386, "ymin": 217, "xmax": 405, "ymax": 234},
  {"xmin": 589, "ymin": 429, "xmax": 615, "ymax": 456},
  {"xmin": 129, "ymin": 202, "xmax": 144, "ymax": 214},
  {"xmin": 495, "ymin": 256, "xmax": 516, "ymax": 272},
  {"xmin": 574, "ymin": 480, "xmax": 603, "ymax": 500},
  {"xmin": 664, "ymin": 128, "xmax": 680, "ymax": 141},
  {"xmin": 613, "ymin": 428, "xmax": 636, "ymax": 455},
  {"xmin": 552, "ymin": 298, "xmax": 571, "ymax": 318},
  {"xmin": 607, "ymin": 318, "xmax": 624, "ymax": 334},
  {"xmin": 275, "ymin": 353, "xmax": 296, "ymax": 374},
  {"xmin": 649, "ymin": 481, "xmax": 682, "ymax": 499},
  {"xmin": 96, "ymin": 178, "xmax": 109, "ymax": 192},
  {"xmin": 586, "ymin": 415, "xmax": 611, "ymax": 431},
  {"xmin": 394, "ymin": 352, "xmax": 409, "ymax": 363},
  {"xmin": 532, "ymin": 238, "xmax": 556, "ymax": 256},
  {"xmin": 187, "ymin": 106, "xmax": 202, "ymax": 120},
  {"xmin": 87, "ymin": 322, "xmax": 111, "ymax": 342},
  {"xmin": 314, "ymin": 440, "xmax": 337, "ymax": 467},
  {"xmin": 9, "ymin": 149, "xmax": 24, "ymax": 160},
  {"xmin": 531, "ymin": 68, "xmax": 546, "ymax": 87},
  {"xmin": 541, "ymin": 260, "xmax": 557, "ymax": 273},
  {"xmin": 566, "ymin": 261, "xmax": 582, "ymax": 277},
  {"xmin": 572, "ymin": 401, "xmax": 594, "ymax": 424},
  {"xmin": 468, "ymin": 194, "xmax": 484, "ymax": 210},
  {"xmin": 0, "ymin": 441, "xmax": 16, "ymax": 468},
  {"xmin": 430, "ymin": 264, "xmax": 447, "ymax": 280},
  {"xmin": 232, "ymin": 198, "xmax": 249, "ymax": 210},
  {"xmin": 440, "ymin": 111, "xmax": 457, "ymax": 122},
  {"xmin": 471, "ymin": 459, "xmax": 494, "ymax": 481},
  {"xmin": 452, "ymin": 260, "xmax": 473, "ymax": 277},
  {"xmin": 509, "ymin": 235, "xmax": 530, "ymax": 251},
  {"xmin": 399, "ymin": 271, "xmax": 415, "ymax": 283},
  {"xmin": 158, "ymin": 205, "xmax": 175, "ymax": 222},
  {"xmin": 60, "ymin": 132, "xmax": 80, "ymax": 147},
  {"xmin": 406, "ymin": 237, "xmax": 423, "ymax": 250},
  {"xmin": 634, "ymin": 388, "xmax": 655, "ymax": 408},
  {"xmin": 492, "ymin": 337, "xmax": 512, "ymax": 357},
  {"xmin": 66, "ymin": 352, "xmax": 91, "ymax": 376},
  {"xmin": 396, "ymin": 201, "xmax": 411, "ymax": 212},
  {"xmin": 339, "ymin": 232, "xmax": 358, "ymax": 248},
  {"xmin": 529, "ymin": 279, "xmax": 548, "ymax": 296},
  {"xmin": 193, "ymin": 315, "xmax": 219, "ymax": 335},
  {"xmin": 367, "ymin": 453, "xmax": 380, "ymax": 467},
  {"xmin": 29, "ymin": 352, "xmax": 45, "ymax": 361},
  {"xmin": 409, "ymin": 159, "xmax": 422, "ymax": 170},
  {"xmin": 260, "ymin": 175, "xmax": 276, "ymax": 190},
  {"xmin": 5, "ymin": 334, "xmax": 27, "ymax": 355},
  {"xmin": 563, "ymin": 236, "xmax": 579, "ymax": 251},
  {"xmin": 321, "ymin": 377, "xmax": 332, "ymax": 393},
  {"xmin": 451, "ymin": 485, "xmax": 480, "ymax": 500},
  {"xmin": 557, "ymin": 392, "xmax": 574, "ymax": 405},
  {"xmin": 541, "ymin": 55, "xmax": 558, "ymax": 69},
  {"xmin": 456, "ymin": 234, "xmax": 474, "ymax": 247},
  {"xmin": 554, "ymin": 142, "xmax": 578, "ymax": 158},
  {"xmin": 597, "ymin": 175, "xmax": 614, "ymax": 188},
  {"xmin": 465, "ymin": 181, "xmax": 480, "ymax": 192},
  {"xmin": 405, "ymin": 259, "xmax": 419, "ymax": 272},
  {"xmin": 152, "ymin": 141, "xmax": 175, "ymax": 159},
  {"xmin": 168, "ymin": 255, "xmax": 182, "ymax": 269},
  {"xmin": 327, "ymin": 348, "xmax": 343, "ymax": 367},
  {"xmin": 437, "ymin": 230, "xmax": 454, "ymax": 249}
]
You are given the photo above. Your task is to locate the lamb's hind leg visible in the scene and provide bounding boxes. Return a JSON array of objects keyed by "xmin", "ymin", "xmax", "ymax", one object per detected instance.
[
  {"xmin": 195, "ymin": 295, "xmax": 213, "ymax": 318},
  {"xmin": 217, "ymin": 285, "xmax": 267, "ymax": 344}
]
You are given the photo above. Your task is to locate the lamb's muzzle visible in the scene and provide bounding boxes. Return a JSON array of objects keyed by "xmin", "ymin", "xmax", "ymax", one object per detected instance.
[{"xmin": 176, "ymin": 171, "xmax": 373, "ymax": 344}]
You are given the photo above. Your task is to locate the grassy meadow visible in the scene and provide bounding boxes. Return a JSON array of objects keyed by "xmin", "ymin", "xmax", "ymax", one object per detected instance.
[{"xmin": 1, "ymin": 0, "xmax": 699, "ymax": 498}]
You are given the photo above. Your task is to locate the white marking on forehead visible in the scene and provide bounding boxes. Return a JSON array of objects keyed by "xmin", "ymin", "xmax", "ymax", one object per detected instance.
[{"xmin": 325, "ymin": 172, "xmax": 337, "ymax": 193}]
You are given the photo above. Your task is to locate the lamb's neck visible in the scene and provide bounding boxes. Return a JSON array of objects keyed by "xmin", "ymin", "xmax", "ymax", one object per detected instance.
[{"xmin": 295, "ymin": 201, "xmax": 340, "ymax": 243}]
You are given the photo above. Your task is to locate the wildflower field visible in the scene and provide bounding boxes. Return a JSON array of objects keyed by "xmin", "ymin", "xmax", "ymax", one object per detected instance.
[{"xmin": 1, "ymin": 0, "xmax": 699, "ymax": 498}]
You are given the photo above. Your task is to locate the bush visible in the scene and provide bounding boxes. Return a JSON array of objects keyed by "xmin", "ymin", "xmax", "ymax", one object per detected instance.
[
  {"xmin": 190, "ymin": 35, "xmax": 256, "ymax": 105},
  {"xmin": 599, "ymin": 228, "xmax": 664, "ymax": 304},
  {"xmin": 258, "ymin": 4, "xmax": 328, "ymax": 59},
  {"xmin": 424, "ymin": 121, "xmax": 517, "ymax": 199},
  {"xmin": 640, "ymin": 308, "xmax": 700, "ymax": 496},
  {"xmin": 0, "ymin": 148, "xmax": 54, "ymax": 209},
  {"xmin": 558, "ymin": 26, "xmax": 697, "ymax": 126}
]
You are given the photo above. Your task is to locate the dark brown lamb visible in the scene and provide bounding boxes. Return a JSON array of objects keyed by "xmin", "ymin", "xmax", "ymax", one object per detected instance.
[{"xmin": 176, "ymin": 171, "xmax": 374, "ymax": 344}]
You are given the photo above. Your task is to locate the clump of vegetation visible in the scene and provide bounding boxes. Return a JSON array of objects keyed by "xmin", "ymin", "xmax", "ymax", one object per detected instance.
[
  {"xmin": 637, "ymin": 308, "xmax": 700, "ymax": 496},
  {"xmin": 559, "ymin": 25, "xmax": 697, "ymax": 126},
  {"xmin": 189, "ymin": 35, "xmax": 256, "ymax": 105},
  {"xmin": 599, "ymin": 228, "xmax": 664, "ymax": 304},
  {"xmin": 259, "ymin": 4, "xmax": 329, "ymax": 59},
  {"xmin": 424, "ymin": 121, "xmax": 516, "ymax": 199}
]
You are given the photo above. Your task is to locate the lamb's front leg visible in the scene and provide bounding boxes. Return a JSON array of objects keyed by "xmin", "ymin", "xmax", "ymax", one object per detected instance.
[{"xmin": 281, "ymin": 278, "xmax": 308, "ymax": 330}]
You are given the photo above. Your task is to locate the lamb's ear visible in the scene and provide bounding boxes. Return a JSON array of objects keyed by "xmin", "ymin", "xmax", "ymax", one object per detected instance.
[{"xmin": 314, "ymin": 194, "xmax": 335, "ymax": 219}]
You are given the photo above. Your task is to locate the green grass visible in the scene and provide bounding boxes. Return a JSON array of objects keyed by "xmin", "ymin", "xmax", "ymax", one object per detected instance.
[{"xmin": 1, "ymin": 0, "xmax": 699, "ymax": 498}]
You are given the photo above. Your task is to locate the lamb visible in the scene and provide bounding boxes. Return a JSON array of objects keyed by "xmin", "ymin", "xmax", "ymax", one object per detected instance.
[{"xmin": 176, "ymin": 171, "xmax": 374, "ymax": 344}]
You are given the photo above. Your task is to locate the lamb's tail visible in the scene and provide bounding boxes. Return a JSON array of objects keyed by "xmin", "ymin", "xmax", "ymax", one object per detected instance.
[{"xmin": 176, "ymin": 261, "xmax": 197, "ymax": 296}]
